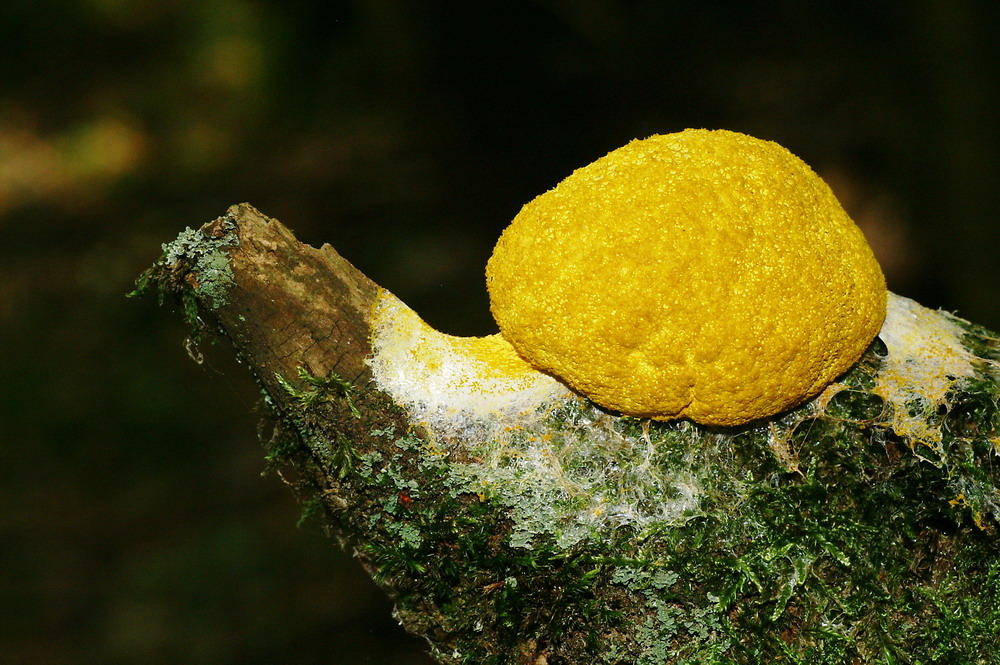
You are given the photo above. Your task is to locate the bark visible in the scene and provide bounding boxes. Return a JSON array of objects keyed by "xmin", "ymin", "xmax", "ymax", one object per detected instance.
[{"xmin": 134, "ymin": 203, "xmax": 1000, "ymax": 665}]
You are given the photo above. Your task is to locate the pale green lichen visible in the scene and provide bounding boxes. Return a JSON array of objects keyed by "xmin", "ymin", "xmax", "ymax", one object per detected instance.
[{"xmin": 160, "ymin": 217, "xmax": 239, "ymax": 309}]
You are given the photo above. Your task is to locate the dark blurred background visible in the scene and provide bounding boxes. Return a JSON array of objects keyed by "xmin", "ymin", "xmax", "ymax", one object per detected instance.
[{"xmin": 2, "ymin": 1, "xmax": 998, "ymax": 663}]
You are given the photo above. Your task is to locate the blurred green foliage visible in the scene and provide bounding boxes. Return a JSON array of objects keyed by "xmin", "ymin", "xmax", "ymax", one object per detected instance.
[{"xmin": 1, "ymin": 1, "xmax": 997, "ymax": 663}]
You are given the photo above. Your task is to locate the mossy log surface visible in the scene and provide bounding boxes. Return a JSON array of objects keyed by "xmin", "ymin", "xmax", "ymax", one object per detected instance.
[{"xmin": 134, "ymin": 203, "xmax": 1000, "ymax": 664}]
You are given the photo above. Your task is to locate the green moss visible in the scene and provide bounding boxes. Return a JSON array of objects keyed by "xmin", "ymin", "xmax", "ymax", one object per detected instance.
[
  {"xmin": 273, "ymin": 366, "xmax": 364, "ymax": 479},
  {"xmin": 249, "ymin": 294, "xmax": 1000, "ymax": 663},
  {"xmin": 375, "ymin": 333, "xmax": 992, "ymax": 661}
]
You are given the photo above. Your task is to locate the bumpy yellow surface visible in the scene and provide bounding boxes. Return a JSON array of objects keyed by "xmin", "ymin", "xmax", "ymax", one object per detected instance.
[{"xmin": 486, "ymin": 129, "xmax": 887, "ymax": 425}]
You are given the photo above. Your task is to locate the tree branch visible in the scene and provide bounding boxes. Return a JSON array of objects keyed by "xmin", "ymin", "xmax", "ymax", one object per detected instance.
[{"xmin": 134, "ymin": 203, "xmax": 1000, "ymax": 665}]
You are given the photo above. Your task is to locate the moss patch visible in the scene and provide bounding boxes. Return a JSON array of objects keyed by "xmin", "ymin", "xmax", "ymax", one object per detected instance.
[{"xmin": 337, "ymin": 291, "xmax": 1000, "ymax": 662}]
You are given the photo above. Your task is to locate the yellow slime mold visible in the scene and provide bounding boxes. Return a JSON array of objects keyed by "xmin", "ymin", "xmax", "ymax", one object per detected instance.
[{"xmin": 486, "ymin": 129, "xmax": 886, "ymax": 425}]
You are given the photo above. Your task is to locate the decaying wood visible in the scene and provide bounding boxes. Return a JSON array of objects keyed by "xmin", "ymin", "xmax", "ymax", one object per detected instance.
[
  {"xmin": 137, "ymin": 203, "xmax": 1000, "ymax": 665},
  {"xmin": 157, "ymin": 203, "xmax": 380, "ymax": 409}
]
